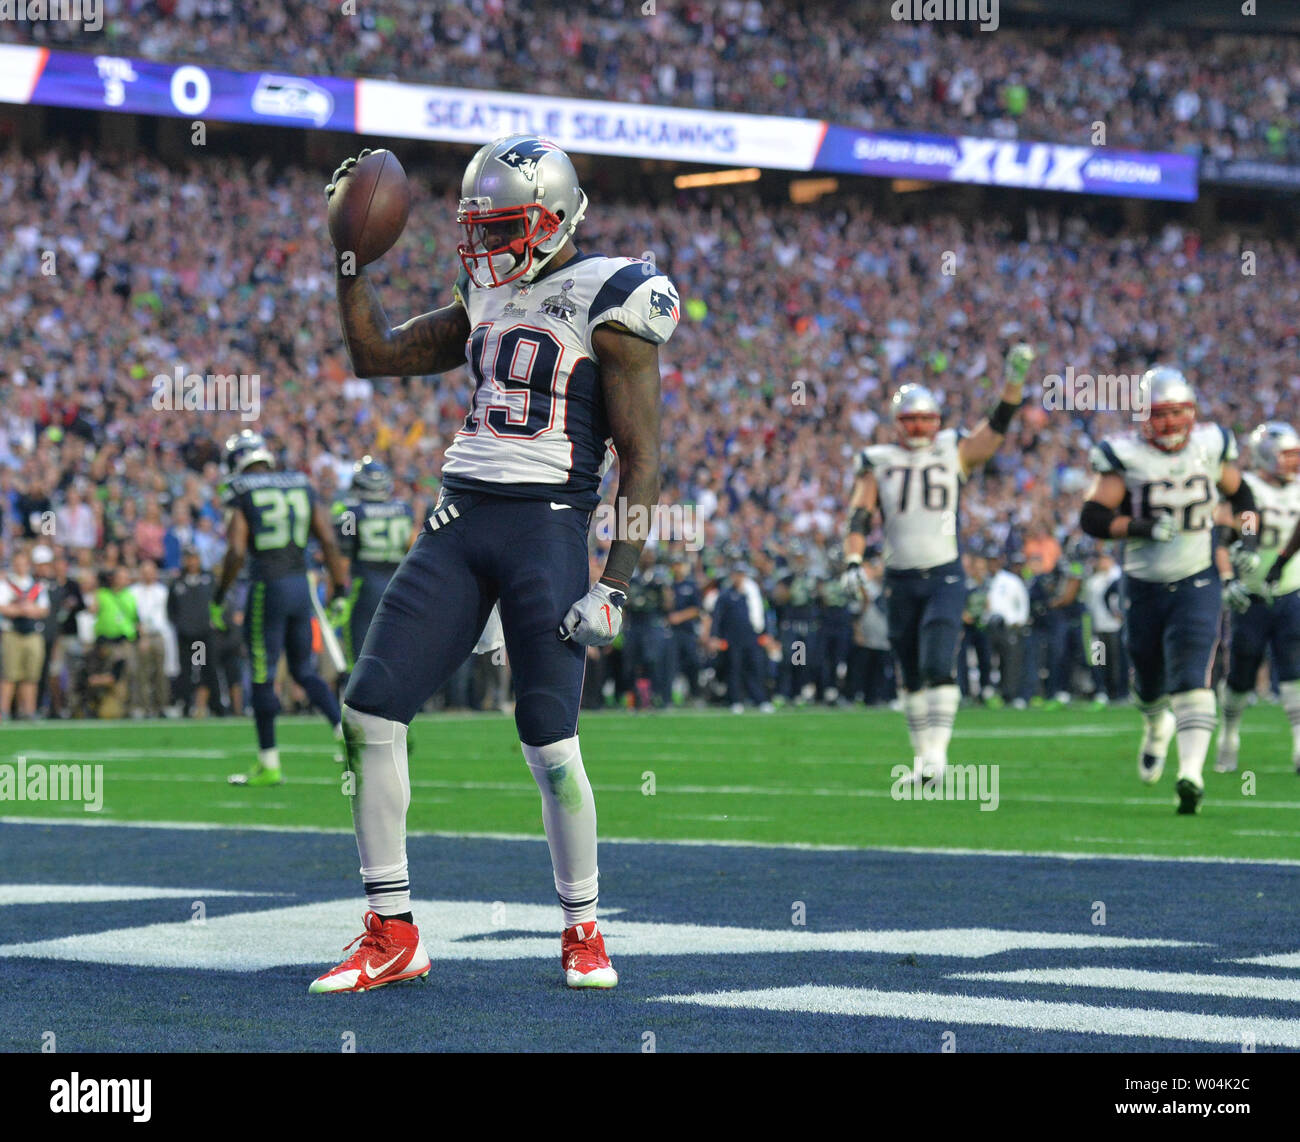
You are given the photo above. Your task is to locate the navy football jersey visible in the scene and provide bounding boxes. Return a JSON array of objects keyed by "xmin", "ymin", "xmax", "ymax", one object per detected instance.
[
  {"xmin": 221, "ymin": 470, "xmax": 316, "ymax": 581},
  {"xmin": 332, "ymin": 497, "xmax": 414, "ymax": 576}
]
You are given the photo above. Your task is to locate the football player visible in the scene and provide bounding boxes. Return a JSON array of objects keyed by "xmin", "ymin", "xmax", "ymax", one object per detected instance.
[
  {"xmin": 313, "ymin": 136, "xmax": 678, "ymax": 993},
  {"xmin": 216, "ymin": 430, "xmax": 349, "ymax": 786},
  {"xmin": 1215, "ymin": 423, "xmax": 1300, "ymax": 774},
  {"xmin": 1079, "ymin": 367, "xmax": 1258, "ymax": 814},
  {"xmin": 842, "ymin": 344, "xmax": 1035, "ymax": 783},
  {"xmin": 330, "ymin": 457, "xmax": 416, "ymax": 677}
]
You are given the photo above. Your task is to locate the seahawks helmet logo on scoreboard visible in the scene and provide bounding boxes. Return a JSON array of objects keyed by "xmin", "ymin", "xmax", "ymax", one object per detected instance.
[{"xmin": 497, "ymin": 138, "xmax": 557, "ymax": 181}]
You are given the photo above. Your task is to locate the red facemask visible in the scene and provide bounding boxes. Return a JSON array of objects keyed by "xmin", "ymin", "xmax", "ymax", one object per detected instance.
[
  {"xmin": 897, "ymin": 413, "xmax": 941, "ymax": 449},
  {"xmin": 457, "ymin": 202, "xmax": 561, "ymax": 288},
  {"xmin": 1142, "ymin": 403, "xmax": 1195, "ymax": 452}
]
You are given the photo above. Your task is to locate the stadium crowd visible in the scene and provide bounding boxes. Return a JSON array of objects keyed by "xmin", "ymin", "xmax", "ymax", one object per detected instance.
[
  {"xmin": 2, "ymin": 142, "xmax": 1299, "ymax": 718},
  {"xmin": 4, "ymin": 0, "xmax": 1299, "ymax": 160}
]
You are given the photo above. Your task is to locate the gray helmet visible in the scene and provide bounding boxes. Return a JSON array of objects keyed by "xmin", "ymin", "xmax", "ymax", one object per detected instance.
[
  {"xmin": 223, "ymin": 429, "xmax": 274, "ymax": 475},
  {"xmin": 1138, "ymin": 366, "xmax": 1197, "ymax": 452},
  {"xmin": 457, "ymin": 135, "xmax": 588, "ymax": 288},
  {"xmin": 891, "ymin": 384, "xmax": 942, "ymax": 450},
  {"xmin": 1250, "ymin": 421, "xmax": 1300, "ymax": 481}
]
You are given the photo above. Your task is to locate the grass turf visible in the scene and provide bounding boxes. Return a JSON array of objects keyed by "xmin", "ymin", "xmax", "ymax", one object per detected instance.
[{"xmin": 3, "ymin": 704, "xmax": 1299, "ymax": 861}]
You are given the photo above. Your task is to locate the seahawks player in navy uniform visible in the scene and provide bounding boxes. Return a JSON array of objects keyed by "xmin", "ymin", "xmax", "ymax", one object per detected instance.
[
  {"xmin": 216, "ymin": 431, "xmax": 348, "ymax": 786},
  {"xmin": 1080, "ymin": 367, "xmax": 1258, "ymax": 814},
  {"xmin": 842, "ymin": 345, "xmax": 1034, "ymax": 784},
  {"xmin": 1215, "ymin": 422, "xmax": 1300, "ymax": 775},
  {"xmin": 331, "ymin": 457, "xmax": 416, "ymax": 674},
  {"xmin": 313, "ymin": 136, "xmax": 677, "ymax": 993}
]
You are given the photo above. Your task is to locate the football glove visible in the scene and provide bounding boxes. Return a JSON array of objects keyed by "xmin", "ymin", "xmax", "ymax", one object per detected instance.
[
  {"xmin": 324, "ymin": 148, "xmax": 372, "ymax": 204},
  {"xmin": 1002, "ymin": 342, "xmax": 1036, "ymax": 402},
  {"xmin": 1223, "ymin": 578, "xmax": 1253, "ymax": 614},
  {"xmin": 1229, "ymin": 542, "xmax": 1261, "ymax": 580},
  {"xmin": 1149, "ymin": 514, "xmax": 1177, "ymax": 543},
  {"xmin": 327, "ymin": 595, "xmax": 354, "ymax": 629},
  {"xmin": 841, "ymin": 555, "xmax": 870, "ymax": 600},
  {"xmin": 209, "ymin": 601, "xmax": 227, "ymax": 632},
  {"xmin": 558, "ymin": 582, "xmax": 626, "ymax": 647}
]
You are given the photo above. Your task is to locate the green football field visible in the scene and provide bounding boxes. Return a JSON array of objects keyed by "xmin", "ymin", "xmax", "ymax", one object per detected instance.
[{"xmin": 4, "ymin": 704, "xmax": 1299, "ymax": 862}]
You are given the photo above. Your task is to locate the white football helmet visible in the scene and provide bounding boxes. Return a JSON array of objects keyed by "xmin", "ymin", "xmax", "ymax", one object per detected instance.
[
  {"xmin": 1138, "ymin": 366, "xmax": 1197, "ymax": 453},
  {"xmin": 891, "ymin": 384, "xmax": 942, "ymax": 450},
  {"xmin": 1250, "ymin": 421, "xmax": 1300, "ymax": 482},
  {"xmin": 457, "ymin": 135, "xmax": 588, "ymax": 288}
]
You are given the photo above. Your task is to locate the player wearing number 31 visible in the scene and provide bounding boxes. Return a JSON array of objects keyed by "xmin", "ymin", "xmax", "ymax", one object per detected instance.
[
  {"xmin": 841, "ymin": 343, "xmax": 1036, "ymax": 788},
  {"xmin": 1080, "ymin": 366, "xmax": 1258, "ymax": 815},
  {"xmin": 315, "ymin": 136, "xmax": 678, "ymax": 993}
]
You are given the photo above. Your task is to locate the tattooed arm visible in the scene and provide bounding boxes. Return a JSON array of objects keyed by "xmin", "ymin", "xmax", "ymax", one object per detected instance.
[{"xmin": 335, "ymin": 271, "xmax": 470, "ymax": 378}]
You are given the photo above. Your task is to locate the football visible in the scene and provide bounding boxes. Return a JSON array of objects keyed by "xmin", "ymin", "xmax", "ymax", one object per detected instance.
[{"xmin": 327, "ymin": 148, "xmax": 411, "ymax": 267}]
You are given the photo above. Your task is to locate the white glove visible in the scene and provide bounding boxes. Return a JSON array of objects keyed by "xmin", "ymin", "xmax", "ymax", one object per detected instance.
[
  {"xmin": 1229, "ymin": 542, "xmax": 1261, "ymax": 579},
  {"xmin": 841, "ymin": 557, "xmax": 869, "ymax": 600},
  {"xmin": 1149, "ymin": 514, "xmax": 1177, "ymax": 543},
  {"xmin": 1223, "ymin": 578, "xmax": 1253, "ymax": 614},
  {"xmin": 558, "ymin": 582, "xmax": 627, "ymax": 647}
]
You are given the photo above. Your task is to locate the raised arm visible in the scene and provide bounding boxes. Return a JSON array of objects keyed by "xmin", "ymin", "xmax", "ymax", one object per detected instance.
[
  {"xmin": 957, "ymin": 343, "xmax": 1034, "ymax": 476},
  {"xmin": 335, "ymin": 274, "xmax": 470, "ymax": 379}
]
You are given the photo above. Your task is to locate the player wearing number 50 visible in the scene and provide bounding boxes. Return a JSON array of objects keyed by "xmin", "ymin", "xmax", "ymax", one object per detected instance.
[
  {"xmin": 1080, "ymin": 367, "xmax": 1257, "ymax": 815},
  {"xmin": 841, "ymin": 344, "xmax": 1035, "ymax": 787},
  {"xmin": 317, "ymin": 136, "xmax": 678, "ymax": 994},
  {"xmin": 216, "ymin": 430, "xmax": 349, "ymax": 787}
]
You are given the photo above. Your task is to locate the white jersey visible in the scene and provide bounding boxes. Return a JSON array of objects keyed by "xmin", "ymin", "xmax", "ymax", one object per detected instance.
[
  {"xmin": 1241, "ymin": 471, "xmax": 1300, "ymax": 597},
  {"xmin": 442, "ymin": 253, "xmax": 679, "ymax": 510},
  {"xmin": 1089, "ymin": 423, "xmax": 1234, "ymax": 583},
  {"xmin": 856, "ymin": 429, "xmax": 965, "ymax": 572}
]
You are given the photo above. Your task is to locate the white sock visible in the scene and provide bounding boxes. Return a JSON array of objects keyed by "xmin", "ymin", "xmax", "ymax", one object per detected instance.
[
  {"xmin": 1220, "ymin": 688, "xmax": 1251, "ymax": 751},
  {"xmin": 902, "ymin": 691, "xmax": 929, "ymax": 769},
  {"xmin": 1280, "ymin": 680, "xmax": 1300, "ymax": 760},
  {"xmin": 523, "ymin": 736, "xmax": 599, "ymax": 929},
  {"xmin": 1171, "ymin": 689, "xmax": 1216, "ymax": 787},
  {"xmin": 343, "ymin": 705, "xmax": 412, "ymax": 917},
  {"xmin": 1136, "ymin": 694, "xmax": 1173, "ymax": 756},
  {"xmin": 257, "ymin": 747, "xmax": 280, "ymax": 770},
  {"xmin": 926, "ymin": 684, "xmax": 960, "ymax": 770}
]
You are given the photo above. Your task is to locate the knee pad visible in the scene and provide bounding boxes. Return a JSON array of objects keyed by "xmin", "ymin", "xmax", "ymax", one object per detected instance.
[{"xmin": 250, "ymin": 681, "xmax": 280, "ymax": 717}]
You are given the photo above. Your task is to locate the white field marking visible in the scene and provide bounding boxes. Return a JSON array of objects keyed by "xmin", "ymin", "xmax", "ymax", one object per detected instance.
[
  {"xmin": 0, "ymin": 898, "xmax": 1197, "ymax": 970},
  {"xmin": 211, "ymin": 802, "xmax": 290, "ymax": 811},
  {"xmin": 666, "ymin": 814, "xmax": 774, "ymax": 823},
  {"xmin": 649, "ymin": 986, "xmax": 1300, "ymax": 1048},
  {"xmin": 1229, "ymin": 951, "xmax": 1300, "ymax": 969},
  {"xmin": 1232, "ymin": 830, "xmax": 1300, "ymax": 838},
  {"xmin": 0, "ymin": 884, "xmax": 284, "ymax": 906},
  {"xmin": 73, "ymin": 770, "xmax": 1300, "ymax": 810},
  {"xmin": 4, "ymin": 815, "xmax": 1300, "ymax": 867},
  {"xmin": 948, "ymin": 967, "xmax": 1300, "ymax": 1001}
]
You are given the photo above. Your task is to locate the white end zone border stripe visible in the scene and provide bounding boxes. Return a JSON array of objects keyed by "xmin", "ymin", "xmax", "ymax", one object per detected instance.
[
  {"xmin": 4, "ymin": 816, "xmax": 1300, "ymax": 867},
  {"xmin": 650, "ymin": 985, "xmax": 1300, "ymax": 1047},
  {"xmin": 0, "ymin": 884, "xmax": 284, "ymax": 906},
  {"xmin": 950, "ymin": 968, "xmax": 1300, "ymax": 1001}
]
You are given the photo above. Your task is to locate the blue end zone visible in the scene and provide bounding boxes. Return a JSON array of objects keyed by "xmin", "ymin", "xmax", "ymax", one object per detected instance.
[{"xmin": 1, "ymin": 823, "xmax": 1298, "ymax": 1052}]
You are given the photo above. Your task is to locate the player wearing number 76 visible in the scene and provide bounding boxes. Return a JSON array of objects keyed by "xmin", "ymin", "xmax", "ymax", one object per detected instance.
[
  {"xmin": 315, "ymin": 136, "xmax": 679, "ymax": 994},
  {"xmin": 840, "ymin": 343, "xmax": 1035, "ymax": 789},
  {"xmin": 1079, "ymin": 367, "xmax": 1258, "ymax": 815}
]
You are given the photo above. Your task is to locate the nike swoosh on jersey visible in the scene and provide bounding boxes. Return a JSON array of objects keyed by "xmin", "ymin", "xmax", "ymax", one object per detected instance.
[
  {"xmin": 365, "ymin": 952, "xmax": 405, "ymax": 979},
  {"xmin": 944, "ymin": 576, "xmax": 961, "ymax": 584},
  {"xmin": 550, "ymin": 503, "xmax": 573, "ymax": 511}
]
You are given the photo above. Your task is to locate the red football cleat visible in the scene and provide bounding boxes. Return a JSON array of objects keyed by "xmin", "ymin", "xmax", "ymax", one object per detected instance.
[
  {"xmin": 309, "ymin": 911, "xmax": 431, "ymax": 994},
  {"xmin": 562, "ymin": 922, "xmax": 618, "ymax": 989}
]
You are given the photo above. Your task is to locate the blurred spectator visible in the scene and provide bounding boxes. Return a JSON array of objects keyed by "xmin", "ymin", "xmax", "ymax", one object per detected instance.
[
  {"xmin": 130, "ymin": 560, "xmax": 172, "ymax": 717},
  {"xmin": 0, "ymin": 547, "xmax": 50, "ymax": 719}
]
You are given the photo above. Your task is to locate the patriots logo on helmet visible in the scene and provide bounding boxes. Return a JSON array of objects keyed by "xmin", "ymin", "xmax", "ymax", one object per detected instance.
[
  {"xmin": 649, "ymin": 288, "xmax": 679, "ymax": 323},
  {"xmin": 498, "ymin": 139, "xmax": 556, "ymax": 181}
]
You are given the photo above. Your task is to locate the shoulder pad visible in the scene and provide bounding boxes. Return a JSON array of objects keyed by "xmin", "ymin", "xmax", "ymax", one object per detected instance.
[
  {"xmin": 586, "ymin": 257, "xmax": 680, "ymax": 347},
  {"xmin": 1089, "ymin": 439, "xmax": 1128, "ymax": 474}
]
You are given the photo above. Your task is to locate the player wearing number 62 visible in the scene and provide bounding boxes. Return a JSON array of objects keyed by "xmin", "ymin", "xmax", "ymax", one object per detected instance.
[
  {"xmin": 317, "ymin": 135, "xmax": 678, "ymax": 994},
  {"xmin": 216, "ymin": 430, "xmax": 349, "ymax": 787},
  {"xmin": 840, "ymin": 343, "xmax": 1035, "ymax": 789},
  {"xmin": 1080, "ymin": 367, "xmax": 1258, "ymax": 815}
]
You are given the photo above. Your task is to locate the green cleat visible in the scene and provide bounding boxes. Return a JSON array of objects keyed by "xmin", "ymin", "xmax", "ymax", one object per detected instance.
[
  {"xmin": 1175, "ymin": 777, "xmax": 1203, "ymax": 816},
  {"xmin": 228, "ymin": 763, "xmax": 284, "ymax": 787}
]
